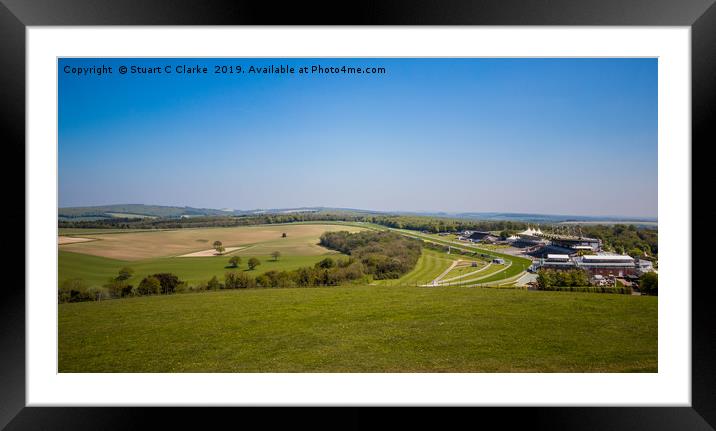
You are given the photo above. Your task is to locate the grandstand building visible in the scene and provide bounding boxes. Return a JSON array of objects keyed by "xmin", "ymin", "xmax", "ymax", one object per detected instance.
[
  {"xmin": 517, "ymin": 226, "xmax": 544, "ymax": 242},
  {"xmin": 548, "ymin": 236, "xmax": 602, "ymax": 252},
  {"xmin": 577, "ymin": 254, "xmax": 637, "ymax": 277},
  {"xmin": 536, "ymin": 253, "xmax": 637, "ymax": 277}
]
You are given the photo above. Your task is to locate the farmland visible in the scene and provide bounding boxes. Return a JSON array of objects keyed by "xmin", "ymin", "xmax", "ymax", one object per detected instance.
[
  {"xmin": 58, "ymin": 223, "xmax": 365, "ymax": 287},
  {"xmin": 58, "ymin": 285, "xmax": 657, "ymax": 372},
  {"xmin": 59, "ymin": 223, "xmax": 364, "ymax": 260}
]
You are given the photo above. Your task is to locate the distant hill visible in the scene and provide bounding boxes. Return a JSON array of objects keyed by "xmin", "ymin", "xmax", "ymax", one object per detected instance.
[{"xmin": 58, "ymin": 204, "xmax": 235, "ymax": 219}]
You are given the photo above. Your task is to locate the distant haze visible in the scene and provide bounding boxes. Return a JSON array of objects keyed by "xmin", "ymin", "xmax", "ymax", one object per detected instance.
[{"xmin": 59, "ymin": 58, "xmax": 657, "ymax": 218}]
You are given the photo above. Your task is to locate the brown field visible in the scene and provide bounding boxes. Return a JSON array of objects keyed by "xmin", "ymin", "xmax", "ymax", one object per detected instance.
[
  {"xmin": 58, "ymin": 236, "xmax": 96, "ymax": 245},
  {"xmin": 58, "ymin": 224, "xmax": 364, "ymax": 260}
]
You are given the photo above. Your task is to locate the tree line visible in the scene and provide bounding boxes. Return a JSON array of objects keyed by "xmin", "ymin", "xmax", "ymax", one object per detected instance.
[
  {"xmin": 59, "ymin": 267, "xmax": 185, "ymax": 303},
  {"xmin": 58, "ymin": 212, "xmax": 364, "ymax": 229},
  {"xmin": 536, "ymin": 268, "xmax": 658, "ymax": 295},
  {"xmin": 578, "ymin": 224, "xmax": 658, "ymax": 258}
]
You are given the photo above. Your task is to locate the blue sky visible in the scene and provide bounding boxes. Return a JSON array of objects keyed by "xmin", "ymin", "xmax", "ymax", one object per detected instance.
[{"xmin": 59, "ymin": 58, "xmax": 657, "ymax": 217}]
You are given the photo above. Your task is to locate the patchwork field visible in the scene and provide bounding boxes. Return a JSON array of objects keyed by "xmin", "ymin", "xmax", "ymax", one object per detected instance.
[
  {"xmin": 58, "ymin": 223, "xmax": 367, "ymax": 287},
  {"xmin": 59, "ymin": 223, "xmax": 364, "ymax": 260},
  {"xmin": 58, "ymin": 285, "xmax": 658, "ymax": 372}
]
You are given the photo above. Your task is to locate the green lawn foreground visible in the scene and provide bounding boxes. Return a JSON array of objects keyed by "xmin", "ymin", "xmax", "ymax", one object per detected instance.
[{"xmin": 59, "ymin": 286, "xmax": 657, "ymax": 372}]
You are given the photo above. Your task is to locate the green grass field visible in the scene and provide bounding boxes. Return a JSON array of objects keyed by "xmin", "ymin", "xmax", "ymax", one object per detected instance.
[
  {"xmin": 58, "ymin": 285, "xmax": 658, "ymax": 372},
  {"xmin": 59, "ymin": 250, "xmax": 341, "ymax": 287}
]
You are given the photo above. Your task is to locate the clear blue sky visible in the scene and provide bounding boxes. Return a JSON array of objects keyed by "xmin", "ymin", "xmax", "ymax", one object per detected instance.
[{"xmin": 59, "ymin": 58, "xmax": 657, "ymax": 217}]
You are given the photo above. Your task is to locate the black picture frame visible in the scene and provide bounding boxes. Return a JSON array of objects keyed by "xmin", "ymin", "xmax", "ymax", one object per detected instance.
[{"xmin": 2, "ymin": 1, "xmax": 713, "ymax": 429}]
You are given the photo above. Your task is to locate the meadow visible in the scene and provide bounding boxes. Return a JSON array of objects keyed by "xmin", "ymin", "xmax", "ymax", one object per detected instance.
[{"xmin": 58, "ymin": 285, "xmax": 658, "ymax": 372}]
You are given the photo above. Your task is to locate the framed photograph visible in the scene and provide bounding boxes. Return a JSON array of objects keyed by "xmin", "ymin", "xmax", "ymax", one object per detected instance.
[{"xmin": 4, "ymin": 0, "xmax": 714, "ymax": 429}]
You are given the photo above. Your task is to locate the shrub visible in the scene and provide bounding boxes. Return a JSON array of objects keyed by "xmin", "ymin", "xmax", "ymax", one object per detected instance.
[
  {"xmin": 151, "ymin": 273, "xmax": 181, "ymax": 294},
  {"xmin": 59, "ymin": 278, "xmax": 99, "ymax": 303},
  {"xmin": 225, "ymin": 271, "xmax": 255, "ymax": 289},
  {"xmin": 104, "ymin": 278, "xmax": 133, "ymax": 298},
  {"xmin": 175, "ymin": 281, "xmax": 190, "ymax": 293},
  {"xmin": 136, "ymin": 276, "xmax": 161, "ymax": 296},
  {"xmin": 315, "ymin": 257, "xmax": 335, "ymax": 269},
  {"xmin": 640, "ymin": 272, "xmax": 658, "ymax": 295},
  {"xmin": 207, "ymin": 275, "xmax": 221, "ymax": 290}
]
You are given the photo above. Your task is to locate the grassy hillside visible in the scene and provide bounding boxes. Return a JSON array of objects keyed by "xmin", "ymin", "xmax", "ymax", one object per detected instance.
[{"xmin": 58, "ymin": 286, "xmax": 657, "ymax": 372}]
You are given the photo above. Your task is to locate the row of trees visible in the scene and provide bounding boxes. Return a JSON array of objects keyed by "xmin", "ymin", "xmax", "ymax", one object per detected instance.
[
  {"xmin": 194, "ymin": 257, "xmax": 368, "ymax": 291},
  {"xmin": 58, "ymin": 212, "xmax": 364, "ymax": 230},
  {"xmin": 369, "ymin": 216, "xmax": 528, "ymax": 234},
  {"xmin": 59, "ymin": 267, "xmax": 186, "ymax": 303},
  {"xmin": 58, "ymin": 211, "xmax": 529, "ymax": 234},
  {"xmin": 537, "ymin": 269, "xmax": 591, "ymax": 288},
  {"xmin": 536, "ymin": 268, "xmax": 658, "ymax": 296}
]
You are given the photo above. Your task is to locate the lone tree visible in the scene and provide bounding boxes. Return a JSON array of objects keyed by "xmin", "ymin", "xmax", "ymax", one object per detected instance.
[
  {"xmin": 271, "ymin": 251, "xmax": 281, "ymax": 261},
  {"xmin": 116, "ymin": 266, "xmax": 134, "ymax": 281},
  {"xmin": 213, "ymin": 240, "xmax": 225, "ymax": 255},
  {"xmin": 282, "ymin": 232, "xmax": 287, "ymax": 238},
  {"xmin": 229, "ymin": 256, "xmax": 241, "ymax": 268},
  {"xmin": 248, "ymin": 257, "xmax": 261, "ymax": 270}
]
